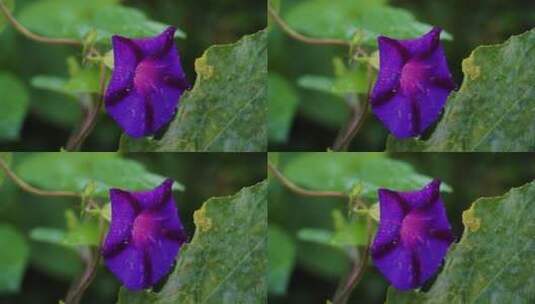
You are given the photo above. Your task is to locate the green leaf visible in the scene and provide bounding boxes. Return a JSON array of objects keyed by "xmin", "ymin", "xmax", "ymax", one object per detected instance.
[
  {"xmin": 118, "ymin": 181, "xmax": 267, "ymax": 304},
  {"xmin": 120, "ymin": 30, "xmax": 267, "ymax": 152},
  {"xmin": 385, "ymin": 181, "xmax": 535, "ymax": 303},
  {"xmin": 387, "ymin": 29, "xmax": 535, "ymax": 152},
  {"xmin": 0, "ymin": 0, "xmax": 14, "ymax": 33},
  {"xmin": 297, "ymin": 228, "xmax": 333, "ymax": 245},
  {"xmin": 30, "ymin": 228, "xmax": 67, "ymax": 246},
  {"xmin": 0, "ymin": 223, "xmax": 29, "ymax": 293},
  {"xmin": 0, "ymin": 72, "xmax": 29, "ymax": 141},
  {"xmin": 31, "ymin": 68, "xmax": 100, "ymax": 98},
  {"xmin": 63, "ymin": 221, "xmax": 100, "ymax": 246},
  {"xmin": 297, "ymin": 210, "xmax": 367, "ymax": 248},
  {"xmin": 283, "ymin": 153, "xmax": 451, "ymax": 201},
  {"xmin": 17, "ymin": 0, "xmax": 185, "ymax": 44},
  {"xmin": 30, "ymin": 221, "xmax": 100, "ymax": 247},
  {"xmin": 16, "ymin": 153, "xmax": 184, "ymax": 198},
  {"xmin": 268, "ymin": 73, "xmax": 299, "ymax": 143},
  {"xmin": 284, "ymin": 0, "xmax": 451, "ymax": 47},
  {"xmin": 89, "ymin": 5, "xmax": 186, "ymax": 43},
  {"xmin": 268, "ymin": 225, "xmax": 296, "ymax": 295},
  {"xmin": 298, "ymin": 58, "xmax": 371, "ymax": 98}
]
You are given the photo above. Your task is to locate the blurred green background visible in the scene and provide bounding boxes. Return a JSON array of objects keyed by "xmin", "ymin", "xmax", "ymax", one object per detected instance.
[
  {"xmin": 0, "ymin": 152, "xmax": 266, "ymax": 303},
  {"xmin": 268, "ymin": 0, "xmax": 535, "ymax": 151},
  {"xmin": 268, "ymin": 152, "xmax": 535, "ymax": 304},
  {"xmin": 0, "ymin": 0, "xmax": 265, "ymax": 151}
]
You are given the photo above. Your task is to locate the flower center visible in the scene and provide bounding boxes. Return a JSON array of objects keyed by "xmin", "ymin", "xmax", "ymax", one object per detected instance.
[
  {"xmin": 132, "ymin": 212, "xmax": 158, "ymax": 246},
  {"xmin": 400, "ymin": 211, "xmax": 429, "ymax": 247},
  {"xmin": 400, "ymin": 61, "xmax": 429, "ymax": 95},
  {"xmin": 134, "ymin": 60, "xmax": 160, "ymax": 94}
]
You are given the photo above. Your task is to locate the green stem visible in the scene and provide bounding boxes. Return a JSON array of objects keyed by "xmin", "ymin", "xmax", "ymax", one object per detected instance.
[
  {"xmin": 66, "ymin": 63, "xmax": 107, "ymax": 151},
  {"xmin": 332, "ymin": 216, "xmax": 373, "ymax": 304},
  {"xmin": 268, "ymin": 162, "xmax": 348, "ymax": 199},
  {"xmin": 0, "ymin": 0, "xmax": 81, "ymax": 46},
  {"xmin": 64, "ymin": 217, "xmax": 105, "ymax": 304},
  {"xmin": 268, "ymin": 3, "xmax": 350, "ymax": 47},
  {"xmin": 0, "ymin": 158, "xmax": 79, "ymax": 198}
]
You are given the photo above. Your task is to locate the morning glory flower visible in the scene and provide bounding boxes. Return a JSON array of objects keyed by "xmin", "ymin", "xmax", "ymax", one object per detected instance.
[
  {"xmin": 102, "ymin": 179, "xmax": 187, "ymax": 290},
  {"xmin": 105, "ymin": 27, "xmax": 189, "ymax": 138},
  {"xmin": 370, "ymin": 28, "xmax": 455, "ymax": 139},
  {"xmin": 371, "ymin": 179, "xmax": 453, "ymax": 290}
]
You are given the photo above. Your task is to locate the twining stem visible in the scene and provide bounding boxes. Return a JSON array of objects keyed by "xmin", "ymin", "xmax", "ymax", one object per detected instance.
[
  {"xmin": 268, "ymin": 4, "xmax": 350, "ymax": 47},
  {"xmin": 0, "ymin": 157, "xmax": 79, "ymax": 198},
  {"xmin": 269, "ymin": 161, "xmax": 373, "ymax": 303},
  {"xmin": 0, "ymin": 0, "xmax": 81, "ymax": 46},
  {"xmin": 332, "ymin": 215, "xmax": 373, "ymax": 304},
  {"xmin": 66, "ymin": 62, "xmax": 107, "ymax": 151},
  {"xmin": 64, "ymin": 217, "xmax": 106, "ymax": 304},
  {"xmin": 268, "ymin": 162, "xmax": 348, "ymax": 199},
  {"xmin": 332, "ymin": 63, "xmax": 374, "ymax": 151},
  {"xmin": 332, "ymin": 95, "xmax": 369, "ymax": 151}
]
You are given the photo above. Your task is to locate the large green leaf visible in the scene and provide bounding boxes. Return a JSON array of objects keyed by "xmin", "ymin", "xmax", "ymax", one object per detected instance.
[
  {"xmin": 17, "ymin": 0, "xmax": 184, "ymax": 44},
  {"xmin": 0, "ymin": 72, "xmax": 29, "ymax": 141},
  {"xmin": 120, "ymin": 30, "xmax": 267, "ymax": 152},
  {"xmin": 283, "ymin": 153, "xmax": 451, "ymax": 201},
  {"xmin": 387, "ymin": 29, "xmax": 535, "ymax": 152},
  {"xmin": 284, "ymin": 0, "xmax": 451, "ymax": 46},
  {"xmin": 385, "ymin": 180, "xmax": 535, "ymax": 303},
  {"xmin": 268, "ymin": 224, "xmax": 296, "ymax": 295},
  {"xmin": 0, "ymin": 0, "xmax": 14, "ymax": 33},
  {"xmin": 268, "ymin": 73, "xmax": 299, "ymax": 143},
  {"xmin": 15, "ymin": 153, "xmax": 183, "ymax": 198},
  {"xmin": 0, "ymin": 223, "xmax": 29, "ymax": 293},
  {"xmin": 118, "ymin": 181, "xmax": 268, "ymax": 304}
]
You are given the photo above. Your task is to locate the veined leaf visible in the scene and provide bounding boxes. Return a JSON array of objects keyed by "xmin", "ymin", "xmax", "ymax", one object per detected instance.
[
  {"xmin": 387, "ymin": 29, "xmax": 535, "ymax": 152},
  {"xmin": 118, "ymin": 181, "xmax": 268, "ymax": 304},
  {"xmin": 15, "ymin": 153, "xmax": 184, "ymax": 198},
  {"xmin": 120, "ymin": 30, "xmax": 267, "ymax": 152},
  {"xmin": 386, "ymin": 181, "xmax": 535, "ymax": 303}
]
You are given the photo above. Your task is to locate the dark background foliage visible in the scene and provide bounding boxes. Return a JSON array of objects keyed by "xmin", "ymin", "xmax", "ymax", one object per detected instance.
[
  {"xmin": 269, "ymin": 0, "xmax": 535, "ymax": 151},
  {"xmin": 269, "ymin": 153, "xmax": 535, "ymax": 304},
  {"xmin": 0, "ymin": 0, "xmax": 265, "ymax": 151},
  {"xmin": 0, "ymin": 152, "xmax": 266, "ymax": 303}
]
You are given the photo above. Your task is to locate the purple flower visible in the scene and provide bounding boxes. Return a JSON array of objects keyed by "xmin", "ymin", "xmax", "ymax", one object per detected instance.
[
  {"xmin": 370, "ymin": 28, "xmax": 455, "ymax": 138},
  {"xmin": 105, "ymin": 27, "xmax": 189, "ymax": 138},
  {"xmin": 102, "ymin": 179, "xmax": 187, "ymax": 290},
  {"xmin": 371, "ymin": 179, "xmax": 453, "ymax": 290}
]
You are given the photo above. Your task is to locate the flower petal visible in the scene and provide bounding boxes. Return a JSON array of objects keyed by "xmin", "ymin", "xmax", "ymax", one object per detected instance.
[
  {"xmin": 103, "ymin": 178, "xmax": 186, "ymax": 290},
  {"xmin": 371, "ymin": 27, "xmax": 455, "ymax": 138},
  {"xmin": 105, "ymin": 27, "xmax": 187, "ymax": 137},
  {"xmin": 372, "ymin": 179, "xmax": 452, "ymax": 290},
  {"xmin": 104, "ymin": 245, "xmax": 145, "ymax": 290}
]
